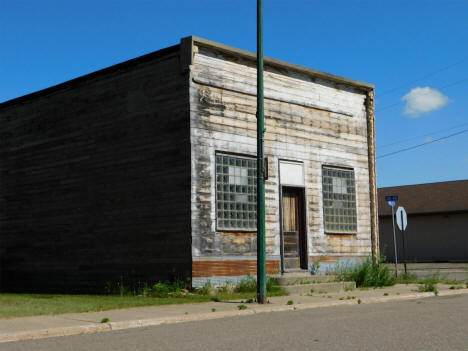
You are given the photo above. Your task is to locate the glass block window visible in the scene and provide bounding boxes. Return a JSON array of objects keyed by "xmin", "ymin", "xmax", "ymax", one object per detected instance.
[
  {"xmin": 216, "ymin": 154, "xmax": 257, "ymax": 230},
  {"xmin": 322, "ymin": 166, "xmax": 357, "ymax": 233}
]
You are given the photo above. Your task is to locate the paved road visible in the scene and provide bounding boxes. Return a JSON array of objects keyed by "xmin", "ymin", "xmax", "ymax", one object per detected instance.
[{"xmin": 4, "ymin": 294, "xmax": 468, "ymax": 351}]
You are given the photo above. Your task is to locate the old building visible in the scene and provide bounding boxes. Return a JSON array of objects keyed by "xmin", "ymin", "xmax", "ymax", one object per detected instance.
[
  {"xmin": 0, "ymin": 36, "xmax": 377, "ymax": 292},
  {"xmin": 379, "ymin": 180, "xmax": 468, "ymax": 262}
]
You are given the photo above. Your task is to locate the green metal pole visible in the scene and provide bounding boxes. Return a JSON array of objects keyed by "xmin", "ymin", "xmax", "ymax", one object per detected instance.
[{"xmin": 256, "ymin": 0, "xmax": 267, "ymax": 304}]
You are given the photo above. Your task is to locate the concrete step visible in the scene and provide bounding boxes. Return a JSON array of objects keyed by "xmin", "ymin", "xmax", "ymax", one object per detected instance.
[
  {"xmin": 276, "ymin": 274, "xmax": 338, "ymax": 286},
  {"xmin": 277, "ymin": 281, "xmax": 356, "ymax": 295},
  {"xmin": 383, "ymin": 263, "xmax": 468, "ymax": 282},
  {"xmin": 388, "ymin": 270, "xmax": 468, "ymax": 282}
]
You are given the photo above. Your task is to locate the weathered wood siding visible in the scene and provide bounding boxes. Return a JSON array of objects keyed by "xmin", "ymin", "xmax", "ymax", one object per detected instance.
[
  {"xmin": 0, "ymin": 46, "xmax": 192, "ymax": 292},
  {"xmin": 190, "ymin": 45, "xmax": 372, "ymax": 279}
]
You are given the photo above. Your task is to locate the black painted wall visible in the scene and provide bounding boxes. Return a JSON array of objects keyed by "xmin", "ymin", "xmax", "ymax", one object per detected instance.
[
  {"xmin": 0, "ymin": 45, "xmax": 192, "ymax": 292},
  {"xmin": 379, "ymin": 212, "xmax": 468, "ymax": 262}
]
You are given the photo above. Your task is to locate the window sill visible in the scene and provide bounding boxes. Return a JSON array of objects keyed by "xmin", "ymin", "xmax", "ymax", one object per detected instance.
[{"xmin": 324, "ymin": 232, "xmax": 357, "ymax": 236}]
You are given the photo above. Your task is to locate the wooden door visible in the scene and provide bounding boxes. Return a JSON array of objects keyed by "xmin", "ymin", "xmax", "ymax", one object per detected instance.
[{"xmin": 281, "ymin": 187, "xmax": 307, "ymax": 270}]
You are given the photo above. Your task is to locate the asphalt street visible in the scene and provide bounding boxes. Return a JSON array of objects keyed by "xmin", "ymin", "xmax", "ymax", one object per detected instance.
[{"xmin": 4, "ymin": 294, "xmax": 468, "ymax": 351}]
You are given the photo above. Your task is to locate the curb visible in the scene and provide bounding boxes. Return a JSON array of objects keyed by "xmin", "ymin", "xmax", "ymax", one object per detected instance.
[{"xmin": 1, "ymin": 288, "xmax": 467, "ymax": 344}]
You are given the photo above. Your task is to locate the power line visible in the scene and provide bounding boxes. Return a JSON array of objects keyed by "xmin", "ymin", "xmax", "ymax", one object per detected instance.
[
  {"xmin": 377, "ymin": 57, "xmax": 468, "ymax": 98},
  {"xmin": 377, "ymin": 129, "xmax": 468, "ymax": 159},
  {"xmin": 377, "ymin": 121, "xmax": 468, "ymax": 149},
  {"xmin": 376, "ymin": 77, "xmax": 468, "ymax": 113}
]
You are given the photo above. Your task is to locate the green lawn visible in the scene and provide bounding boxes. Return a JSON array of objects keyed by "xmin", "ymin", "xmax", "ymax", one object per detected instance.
[{"xmin": 0, "ymin": 291, "xmax": 285, "ymax": 319}]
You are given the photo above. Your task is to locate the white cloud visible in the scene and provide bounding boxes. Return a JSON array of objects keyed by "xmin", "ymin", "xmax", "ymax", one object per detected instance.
[{"xmin": 402, "ymin": 87, "xmax": 449, "ymax": 117}]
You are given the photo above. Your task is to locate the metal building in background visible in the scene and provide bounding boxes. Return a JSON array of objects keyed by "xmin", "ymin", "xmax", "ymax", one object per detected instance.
[{"xmin": 378, "ymin": 180, "xmax": 468, "ymax": 262}]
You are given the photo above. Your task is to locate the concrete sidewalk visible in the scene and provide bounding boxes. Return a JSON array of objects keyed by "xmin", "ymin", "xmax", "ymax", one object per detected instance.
[{"xmin": 1, "ymin": 283, "xmax": 467, "ymax": 344}]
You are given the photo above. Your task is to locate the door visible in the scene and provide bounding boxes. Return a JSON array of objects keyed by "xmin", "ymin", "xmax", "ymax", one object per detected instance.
[{"xmin": 281, "ymin": 187, "xmax": 307, "ymax": 271}]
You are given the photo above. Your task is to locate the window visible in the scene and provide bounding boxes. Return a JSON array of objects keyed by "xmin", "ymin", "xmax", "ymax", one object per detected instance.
[
  {"xmin": 322, "ymin": 166, "xmax": 357, "ymax": 233},
  {"xmin": 216, "ymin": 154, "xmax": 257, "ymax": 230}
]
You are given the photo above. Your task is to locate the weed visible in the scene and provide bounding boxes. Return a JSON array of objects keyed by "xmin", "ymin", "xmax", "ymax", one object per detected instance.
[
  {"xmin": 217, "ymin": 282, "xmax": 234, "ymax": 294},
  {"xmin": 184, "ymin": 312, "xmax": 188, "ymax": 315},
  {"xmin": 287, "ymin": 300, "xmax": 294, "ymax": 305},
  {"xmin": 333, "ymin": 255, "xmax": 395, "ymax": 288},
  {"xmin": 397, "ymin": 272, "xmax": 418, "ymax": 284},
  {"xmin": 211, "ymin": 296, "xmax": 220, "ymax": 302},
  {"xmin": 339, "ymin": 297, "xmax": 344, "ymax": 300},
  {"xmin": 211, "ymin": 308, "xmax": 216, "ymax": 312},
  {"xmin": 351, "ymin": 257, "xmax": 396, "ymax": 287},
  {"xmin": 344, "ymin": 286, "xmax": 355, "ymax": 292},
  {"xmin": 246, "ymin": 298, "xmax": 254, "ymax": 303},
  {"xmin": 143, "ymin": 281, "xmax": 191, "ymax": 298},
  {"xmin": 314, "ymin": 338, "xmax": 319, "ymax": 342},
  {"xmin": 357, "ymin": 299, "xmax": 362, "ymax": 304},
  {"xmin": 198, "ymin": 281, "xmax": 213, "ymax": 296},
  {"xmin": 235, "ymin": 275, "xmax": 257, "ymax": 293},
  {"xmin": 418, "ymin": 279, "xmax": 438, "ymax": 295},
  {"xmin": 396, "ymin": 292, "xmax": 400, "ymax": 295},
  {"xmin": 101, "ymin": 317, "xmax": 110, "ymax": 323},
  {"xmin": 104, "ymin": 281, "xmax": 133, "ymax": 296},
  {"xmin": 383, "ymin": 292, "xmax": 389, "ymax": 296},
  {"xmin": 144, "ymin": 282, "xmax": 171, "ymax": 298},
  {"xmin": 327, "ymin": 295, "xmax": 332, "ymax": 298},
  {"xmin": 318, "ymin": 290, "xmax": 327, "ymax": 294},
  {"xmin": 311, "ymin": 256, "xmax": 324, "ymax": 275},
  {"xmin": 234, "ymin": 275, "xmax": 284, "ymax": 295},
  {"xmin": 237, "ymin": 304, "xmax": 248, "ymax": 310},
  {"xmin": 310, "ymin": 289, "xmax": 315, "ymax": 294}
]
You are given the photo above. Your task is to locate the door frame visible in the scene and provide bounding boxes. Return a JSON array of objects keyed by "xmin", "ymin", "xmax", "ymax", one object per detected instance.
[{"xmin": 279, "ymin": 186, "xmax": 308, "ymax": 273}]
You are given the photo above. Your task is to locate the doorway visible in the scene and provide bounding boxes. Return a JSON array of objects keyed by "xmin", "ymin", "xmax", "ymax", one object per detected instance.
[{"xmin": 281, "ymin": 187, "xmax": 307, "ymax": 271}]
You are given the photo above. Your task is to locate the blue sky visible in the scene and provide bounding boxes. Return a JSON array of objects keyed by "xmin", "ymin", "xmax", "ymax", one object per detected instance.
[{"xmin": 1, "ymin": 0, "xmax": 467, "ymax": 187}]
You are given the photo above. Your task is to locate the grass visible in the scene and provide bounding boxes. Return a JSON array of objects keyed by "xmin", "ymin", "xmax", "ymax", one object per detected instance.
[
  {"xmin": 0, "ymin": 292, "xmax": 264, "ymax": 319},
  {"xmin": 0, "ymin": 276, "xmax": 287, "ymax": 319}
]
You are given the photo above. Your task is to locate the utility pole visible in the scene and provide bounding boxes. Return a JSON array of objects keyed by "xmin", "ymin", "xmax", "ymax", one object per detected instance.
[{"xmin": 256, "ymin": 0, "xmax": 267, "ymax": 304}]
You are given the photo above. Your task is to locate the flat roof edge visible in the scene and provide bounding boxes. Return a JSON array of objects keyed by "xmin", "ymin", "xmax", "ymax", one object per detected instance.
[
  {"xmin": 378, "ymin": 179, "xmax": 468, "ymax": 190},
  {"xmin": 187, "ymin": 35, "xmax": 374, "ymax": 91},
  {"xmin": 379, "ymin": 209, "xmax": 468, "ymax": 217}
]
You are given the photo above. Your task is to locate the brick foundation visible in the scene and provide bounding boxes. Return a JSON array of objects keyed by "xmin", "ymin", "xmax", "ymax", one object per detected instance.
[{"xmin": 192, "ymin": 260, "xmax": 280, "ymax": 278}]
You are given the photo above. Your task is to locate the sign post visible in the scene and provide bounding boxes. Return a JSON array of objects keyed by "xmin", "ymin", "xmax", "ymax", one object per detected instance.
[
  {"xmin": 385, "ymin": 195, "xmax": 399, "ymax": 277},
  {"xmin": 396, "ymin": 206, "xmax": 408, "ymax": 275}
]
